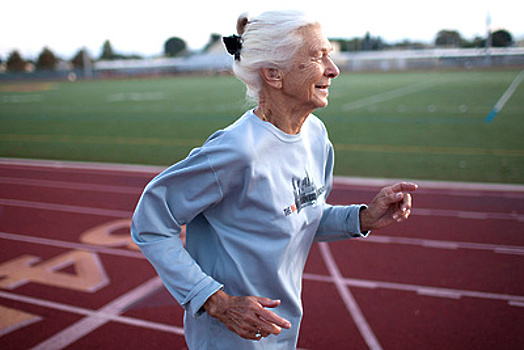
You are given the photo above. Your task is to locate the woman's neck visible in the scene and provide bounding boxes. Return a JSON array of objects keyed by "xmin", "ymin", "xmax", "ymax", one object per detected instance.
[{"xmin": 255, "ymin": 94, "xmax": 312, "ymax": 135}]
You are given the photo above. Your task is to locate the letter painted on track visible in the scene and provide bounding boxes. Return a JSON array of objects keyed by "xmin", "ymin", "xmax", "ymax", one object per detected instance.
[
  {"xmin": 80, "ymin": 219, "xmax": 139, "ymax": 251},
  {"xmin": 0, "ymin": 250, "xmax": 110, "ymax": 292}
]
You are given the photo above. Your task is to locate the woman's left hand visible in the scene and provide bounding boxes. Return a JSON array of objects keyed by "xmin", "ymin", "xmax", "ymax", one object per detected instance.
[
  {"xmin": 359, "ymin": 182, "xmax": 418, "ymax": 232},
  {"xmin": 203, "ymin": 290, "xmax": 292, "ymax": 340}
]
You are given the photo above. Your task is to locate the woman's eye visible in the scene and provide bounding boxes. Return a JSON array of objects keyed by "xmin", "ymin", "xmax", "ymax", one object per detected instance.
[{"xmin": 312, "ymin": 53, "xmax": 331, "ymax": 62}]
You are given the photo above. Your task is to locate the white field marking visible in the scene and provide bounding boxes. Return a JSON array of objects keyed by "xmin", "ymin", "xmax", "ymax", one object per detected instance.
[
  {"xmin": 106, "ymin": 91, "xmax": 167, "ymax": 102},
  {"xmin": 1, "ymin": 94, "xmax": 43, "ymax": 104},
  {"xmin": 341, "ymin": 79, "xmax": 447, "ymax": 111},
  {"xmin": 493, "ymin": 70, "xmax": 524, "ymax": 111},
  {"xmin": 29, "ymin": 277, "xmax": 179, "ymax": 350},
  {"xmin": 0, "ymin": 232, "xmax": 145, "ymax": 260},
  {"xmin": 319, "ymin": 242, "xmax": 383, "ymax": 350},
  {"xmin": 364, "ymin": 235, "xmax": 524, "ymax": 256},
  {"xmin": 303, "ymin": 273, "xmax": 524, "ymax": 307},
  {"xmin": 0, "ymin": 176, "xmax": 141, "ymax": 194},
  {"xmin": 486, "ymin": 70, "xmax": 524, "ymax": 123},
  {"xmin": 0, "ymin": 286, "xmax": 184, "ymax": 338},
  {"xmin": 0, "ymin": 198, "xmax": 131, "ymax": 218}
]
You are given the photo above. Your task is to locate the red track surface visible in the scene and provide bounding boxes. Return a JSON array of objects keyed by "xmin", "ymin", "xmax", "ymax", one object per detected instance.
[{"xmin": 1, "ymin": 159, "xmax": 523, "ymax": 349}]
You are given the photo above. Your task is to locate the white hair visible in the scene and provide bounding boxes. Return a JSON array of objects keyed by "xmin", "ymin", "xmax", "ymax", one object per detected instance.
[{"xmin": 231, "ymin": 11, "xmax": 319, "ymax": 102}]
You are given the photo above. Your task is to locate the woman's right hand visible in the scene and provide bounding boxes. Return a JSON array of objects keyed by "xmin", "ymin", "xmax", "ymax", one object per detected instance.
[{"xmin": 203, "ymin": 290, "xmax": 292, "ymax": 340}]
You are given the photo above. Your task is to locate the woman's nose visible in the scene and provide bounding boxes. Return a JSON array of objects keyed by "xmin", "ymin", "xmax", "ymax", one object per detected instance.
[{"xmin": 325, "ymin": 57, "xmax": 340, "ymax": 79}]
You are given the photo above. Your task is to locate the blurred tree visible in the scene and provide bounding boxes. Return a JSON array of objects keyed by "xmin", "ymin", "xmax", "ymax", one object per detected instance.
[
  {"xmin": 100, "ymin": 40, "xmax": 116, "ymax": 60},
  {"xmin": 332, "ymin": 34, "xmax": 387, "ymax": 52},
  {"xmin": 164, "ymin": 37, "xmax": 187, "ymax": 57},
  {"xmin": 72, "ymin": 48, "xmax": 92, "ymax": 69},
  {"xmin": 362, "ymin": 32, "xmax": 372, "ymax": 51},
  {"xmin": 203, "ymin": 33, "xmax": 221, "ymax": 52},
  {"xmin": 392, "ymin": 39, "xmax": 428, "ymax": 49},
  {"xmin": 6, "ymin": 50, "xmax": 27, "ymax": 71},
  {"xmin": 362, "ymin": 32, "xmax": 386, "ymax": 51},
  {"xmin": 435, "ymin": 30, "xmax": 463, "ymax": 47},
  {"xmin": 36, "ymin": 47, "xmax": 58, "ymax": 70},
  {"xmin": 492, "ymin": 29, "xmax": 513, "ymax": 47},
  {"xmin": 462, "ymin": 36, "xmax": 486, "ymax": 48},
  {"xmin": 330, "ymin": 38, "xmax": 360, "ymax": 52}
]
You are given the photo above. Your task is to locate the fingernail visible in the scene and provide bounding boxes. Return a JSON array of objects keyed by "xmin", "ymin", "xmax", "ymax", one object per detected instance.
[{"xmin": 392, "ymin": 214, "xmax": 399, "ymax": 220}]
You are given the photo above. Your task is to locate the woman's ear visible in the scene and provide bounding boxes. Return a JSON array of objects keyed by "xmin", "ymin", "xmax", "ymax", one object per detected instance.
[{"xmin": 260, "ymin": 68, "xmax": 283, "ymax": 89}]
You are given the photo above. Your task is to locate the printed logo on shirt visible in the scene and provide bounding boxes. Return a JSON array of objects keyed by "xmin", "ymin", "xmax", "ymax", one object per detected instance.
[{"xmin": 283, "ymin": 172, "xmax": 325, "ymax": 216}]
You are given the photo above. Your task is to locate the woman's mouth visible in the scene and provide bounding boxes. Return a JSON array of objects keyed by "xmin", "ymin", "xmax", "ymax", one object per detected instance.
[
  {"xmin": 315, "ymin": 84, "xmax": 330, "ymax": 95},
  {"xmin": 315, "ymin": 84, "xmax": 330, "ymax": 90}
]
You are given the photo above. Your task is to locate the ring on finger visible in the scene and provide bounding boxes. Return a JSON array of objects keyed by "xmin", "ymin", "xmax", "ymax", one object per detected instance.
[{"xmin": 255, "ymin": 328, "xmax": 262, "ymax": 338}]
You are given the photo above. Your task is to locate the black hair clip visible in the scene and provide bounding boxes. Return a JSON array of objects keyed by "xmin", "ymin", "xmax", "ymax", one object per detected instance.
[{"xmin": 223, "ymin": 34, "xmax": 242, "ymax": 61}]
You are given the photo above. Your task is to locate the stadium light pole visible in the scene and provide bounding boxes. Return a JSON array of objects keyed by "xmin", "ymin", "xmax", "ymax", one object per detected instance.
[
  {"xmin": 485, "ymin": 12, "xmax": 492, "ymax": 65},
  {"xmin": 83, "ymin": 47, "xmax": 93, "ymax": 79}
]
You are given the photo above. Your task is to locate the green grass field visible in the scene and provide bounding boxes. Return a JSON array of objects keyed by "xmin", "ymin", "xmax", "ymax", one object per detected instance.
[{"xmin": 1, "ymin": 69, "xmax": 523, "ymax": 184}]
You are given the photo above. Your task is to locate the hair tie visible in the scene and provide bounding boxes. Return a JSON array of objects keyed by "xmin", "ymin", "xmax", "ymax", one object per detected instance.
[{"xmin": 223, "ymin": 34, "xmax": 242, "ymax": 61}]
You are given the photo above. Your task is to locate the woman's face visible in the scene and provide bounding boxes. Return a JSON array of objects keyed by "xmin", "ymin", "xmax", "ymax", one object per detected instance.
[{"xmin": 282, "ymin": 24, "xmax": 340, "ymax": 111}]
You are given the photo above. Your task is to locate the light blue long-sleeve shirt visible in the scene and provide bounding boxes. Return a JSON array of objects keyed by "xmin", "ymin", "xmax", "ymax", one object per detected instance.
[{"xmin": 131, "ymin": 110, "xmax": 367, "ymax": 349}]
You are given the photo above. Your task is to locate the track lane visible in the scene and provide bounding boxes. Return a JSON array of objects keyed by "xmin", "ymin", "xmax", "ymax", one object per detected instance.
[{"xmin": 1, "ymin": 159, "xmax": 523, "ymax": 349}]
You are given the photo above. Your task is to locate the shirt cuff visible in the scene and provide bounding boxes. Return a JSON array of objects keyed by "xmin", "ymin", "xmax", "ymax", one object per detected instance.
[
  {"xmin": 346, "ymin": 204, "xmax": 370, "ymax": 237},
  {"xmin": 185, "ymin": 279, "xmax": 224, "ymax": 317}
]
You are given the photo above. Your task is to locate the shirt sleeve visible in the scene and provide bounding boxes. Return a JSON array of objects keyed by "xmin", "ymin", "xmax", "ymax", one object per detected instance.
[
  {"xmin": 314, "ymin": 203, "xmax": 369, "ymax": 242},
  {"xmin": 313, "ymin": 134, "xmax": 370, "ymax": 242},
  {"xmin": 131, "ymin": 147, "xmax": 225, "ymax": 317}
]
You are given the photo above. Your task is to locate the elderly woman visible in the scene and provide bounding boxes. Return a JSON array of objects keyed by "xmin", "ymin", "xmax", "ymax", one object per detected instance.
[{"xmin": 131, "ymin": 10, "xmax": 417, "ymax": 349}]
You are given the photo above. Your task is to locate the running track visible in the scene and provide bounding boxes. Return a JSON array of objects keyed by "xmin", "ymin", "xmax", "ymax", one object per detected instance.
[{"xmin": 0, "ymin": 158, "xmax": 523, "ymax": 349}]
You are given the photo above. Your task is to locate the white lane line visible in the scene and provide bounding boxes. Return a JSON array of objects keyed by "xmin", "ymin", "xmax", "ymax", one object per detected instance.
[
  {"xmin": 0, "ymin": 198, "xmax": 131, "ymax": 218},
  {"xmin": 5, "ymin": 173, "xmax": 524, "ymax": 207},
  {"xmin": 303, "ymin": 273, "xmax": 524, "ymax": 307},
  {"xmin": 319, "ymin": 242, "xmax": 383, "ymax": 350},
  {"xmin": 3, "ymin": 196, "xmax": 522, "ymax": 223},
  {"xmin": 414, "ymin": 208, "xmax": 524, "ymax": 222},
  {"xmin": 0, "ymin": 176, "xmax": 141, "ymax": 194},
  {"xmin": 364, "ymin": 235, "xmax": 524, "ymax": 256},
  {"xmin": 0, "ymin": 232, "xmax": 145, "ymax": 259},
  {"xmin": 333, "ymin": 176, "xmax": 524, "ymax": 193},
  {"xmin": 494, "ymin": 247, "xmax": 524, "ymax": 256},
  {"xmin": 0, "ymin": 288, "xmax": 309, "ymax": 349},
  {"xmin": 0, "ymin": 287, "xmax": 183, "ymax": 337},
  {"xmin": 0, "ymin": 157, "xmax": 165, "ymax": 175},
  {"xmin": 4, "ymin": 229, "xmax": 524, "ymax": 261},
  {"xmin": 29, "ymin": 277, "xmax": 176, "ymax": 350},
  {"xmin": 3, "ymin": 157, "xmax": 524, "ymax": 193}
]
